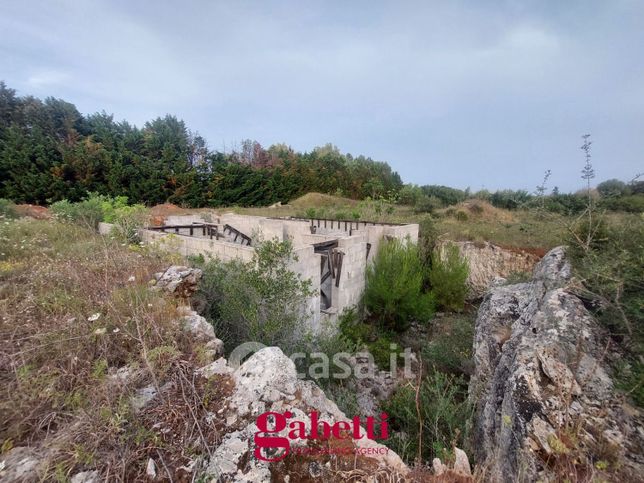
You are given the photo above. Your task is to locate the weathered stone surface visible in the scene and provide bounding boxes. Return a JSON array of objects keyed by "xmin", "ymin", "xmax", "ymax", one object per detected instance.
[
  {"xmin": 202, "ymin": 347, "xmax": 409, "ymax": 482},
  {"xmin": 348, "ymin": 352, "xmax": 403, "ymax": 416},
  {"xmin": 0, "ymin": 447, "xmax": 42, "ymax": 482},
  {"xmin": 178, "ymin": 306, "xmax": 217, "ymax": 342},
  {"xmin": 70, "ymin": 470, "xmax": 100, "ymax": 483},
  {"xmin": 470, "ymin": 246, "xmax": 643, "ymax": 482},
  {"xmin": 453, "ymin": 447, "xmax": 472, "ymax": 476},
  {"xmin": 440, "ymin": 240, "xmax": 540, "ymax": 299},
  {"xmin": 151, "ymin": 265, "xmax": 202, "ymax": 298}
]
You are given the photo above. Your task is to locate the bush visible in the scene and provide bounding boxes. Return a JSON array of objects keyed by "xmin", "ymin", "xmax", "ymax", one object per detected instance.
[
  {"xmin": 420, "ymin": 185, "xmax": 467, "ymax": 207},
  {"xmin": 397, "ymin": 184, "xmax": 422, "ymax": 205},
  {"xmin": 489, "ymin": 189, "xmax": 531, "ymax": 210},
  {"xmin": 597, "ymin": 179, "xmax": 628, "ymax": 198},
  {"xmin": 414, "ymin": 195, "xmax": 443, "ymax": 213},
  {"xmin": 194, "ymin": 239, "xmax": 313, "ymax": 353},
  {"xmin": 110, "ymin": 205, "xmax": 149, "ymax": 243},
  {"xmin": 455, "ymin": 210, "xmax": 468, "ymax": 221},
  {"xmin": 543, "ymin": 193, "xmax": 587, "ymax": 214},
  {"xmin": 422, "ymin": 315, "xmax": 474, "ymax": 376},
  {"xmin": 417, "ymin": 216, "xmax": 438, "ymax": 270},
  {"xmin": 571, "ymin": 216, "xmax": 644, "ymax": 362},
  {"xmin": 383, "ymin": 372, "xmax": 472, "ymax": 464},
  {"xmin": 429, "ymin": 243, "xmax": 469, "ymax": 311},
  {"xmin": 51, "ymin": 197, "xmax": 104, "ymax": 228},
  {"xmin": 50, "ymin": 194, "xmax": 148, "ymax": 241},
  {"xmin": 0, "ymin": 198, "xmax": 18, "ymax": 219},
  {"xmin": 365, "ymin": 239, "xmax": 434, "ymax": 332},
  {"xmin": 599, "ymin": 194, "xmax": 644, "ymax": 213}
]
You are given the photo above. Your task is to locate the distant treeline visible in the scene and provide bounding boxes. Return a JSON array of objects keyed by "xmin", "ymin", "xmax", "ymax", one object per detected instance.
[
  {"xmin": 398, "ymin": 181, "xmax": 644, "ymax": 214},
  {"xmin": 1, "ymin": 81, "xmax": 642, "ymax": 212},
  {"xmin": 0, "ymin": 82, "xmax": 401, "ymax": 206}
]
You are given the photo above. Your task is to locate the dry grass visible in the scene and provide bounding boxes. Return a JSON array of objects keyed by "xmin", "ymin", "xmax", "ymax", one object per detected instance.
[
  {"xmin": 0, "ymin": 219, "xmax": 228, "ymax": 479},
  {"xmin": 289, "ymin": 192, "xmax": 359, "ymax": 209}
]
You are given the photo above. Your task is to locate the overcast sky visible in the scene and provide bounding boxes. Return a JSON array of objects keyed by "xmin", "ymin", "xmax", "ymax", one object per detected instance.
[{"xmin": 2, "ymin": 0, "xmax": 642, "ymax": 191}]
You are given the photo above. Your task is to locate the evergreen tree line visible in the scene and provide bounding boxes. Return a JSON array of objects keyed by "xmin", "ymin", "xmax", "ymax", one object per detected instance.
[{"xmin": 0, "ymin": 82, "xmax": 402, "ymax": 206}]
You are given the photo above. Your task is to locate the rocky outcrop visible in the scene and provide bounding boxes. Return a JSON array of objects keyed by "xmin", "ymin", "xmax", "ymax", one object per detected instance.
[
  {"xmin": 348, "ymin": 352, "xmax": 402, "ymax": 416},
  {"xmin": 470, "ymin": 247, "xmax": 643, "ymax": 482},
  {"xmin": 432, "ymin": 447, "xmax": 472, "ymax": 478},
  {"xmin": 204, "ymin": 347, "xmax": 409, "ymax": 482},
  {"xmin": 177, "ymin": 305, "xmax": 224, "ymax": 359},
  {"xmin": 151, "ymin": 265, "xmax": 202, "ymax": 298},
  {"xmin": 441, "ymin": 241, "xmax": 541, "ymax": 298}
]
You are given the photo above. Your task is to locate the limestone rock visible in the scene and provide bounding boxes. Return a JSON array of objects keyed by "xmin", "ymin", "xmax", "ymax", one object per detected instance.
[
  {"xmin": 196, "ymin": 357, "xmax": 232, "ymax": 378},
  {"xmin": 151, "ymin": 265, "xmax": 202, "ymax": 298},
  {"xmin": 178, "ymin": 306, "xmax": 217, "ymax": 342},
  {"xmin": 439, "ymin": 240, "xmax": 540, "ymax": 299},
  {"xmin": 470, "ymin": 246, "xmax": 644, "ymax": 482},
  {"xmin": 432, "ymin": 457, "xmax": 447, "ymax": 475},
  {"xmin": 0, "ymin": 446, "xmax": 42, "ymax": 482},
  {"xmin": 146, "ymin": 458, "xmax": 157, "ymax": 479},
  {"xmin": 202, "ymin": 347, "xmax": 409, "ymax": 482},
  {"xmin": 348, "ymin": 352, "xmax": 403, "ymax": 416},
  {"xmin": 453, "ymin": 447, "xmax": 472, "ymax": 475},
  {"xmin": 70, "ymin": 470, "xmax": 100, "ymax": 483}
]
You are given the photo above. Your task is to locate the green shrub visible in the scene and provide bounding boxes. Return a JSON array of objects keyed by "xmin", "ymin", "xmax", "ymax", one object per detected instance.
[
  {"xmin": 383, "ymin": 372, "xmax": 472, "ymax": 464},
  {"xmin": 455, "ymin": 210, "xmax": 468, "ymax": 221},
  {"xmin": 194, "ymin": 239, "xmax": 313, "ymax": 353},
  {"xmin": 397, "ymin": 185, "xmax": 422, "ymax": 205},
  {"xmin": 418, "ymin": 216, "xmax": 438, "ymax": 268},
  {"xmin": 51, "ymin": 197, "xmax": 104, "ymax": 228},
  {"xmin": 570, "ymin": 215, "xmax": 644, "ymax": 368},
  {"xmin": 566, "ymin": 213, "xmax": 610, "ymax": 254},
  {"xmin": 50, "ymin": 193, "xmax": 148, "ymax": 241},
  {"xmin": 365, "ymin": 239, "xmax": 434, "ymax": 332},
  {"xmin": 0, "ymin": 199, "xmax": 18, "ymax": 219},
  {"xmin": 338, "ymin": 308, "xmax": 372, "ymax": 344},
  {"xmin": 489, "ymin": 189, "xmax": 531, "ymax": 210},
  {"xmin": 100, "ymin": 195, "xmax": 130, "ymax": 222},
  {"xmin": 599, "ymin": 194, "xmax": 644, "ymax": 213},
  {"xmin": 422, "ymin": 315, "xmax": 474, "ymax": 376},
  {"xmin": 110, "ymin": 205, "xmax": 149, "ymax": 243},
  {"xmin": 420, "ymin": 185, "xmax": 467, "ymax": 207},
  {"xmin": 614, "ymin": 359, "xmax": 644, "ymax": 408},
  {"xmin": 366, "ymin": 336, "xmax": 403, "ymax": 371},
  {"xmin": 429, "ymin": 243, "xmax": 469, "ymax": 311},
  {"xmin": 414, "ymin": 195, "xmax": 442, "ymax": 213}
]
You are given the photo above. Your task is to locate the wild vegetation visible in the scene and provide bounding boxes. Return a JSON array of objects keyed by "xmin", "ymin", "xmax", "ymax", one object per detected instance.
[
  {"xmin": 0, "ymin": 219, "xmax": 233, "ymax": 478},
  {"xmin": 192, "ymin": 239, "xmax": 314, "ymax": 353},
  {"xmin": 1, "ymin": 82, "xmax": 642, "ymax": 480}
]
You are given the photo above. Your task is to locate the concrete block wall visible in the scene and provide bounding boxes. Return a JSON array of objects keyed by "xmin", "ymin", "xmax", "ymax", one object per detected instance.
[
  {"xmin": 99, "ymin": 215, "xmax": 419, "ymax": 335},
  {"xmin": 289, "ymin": 245, "xmax": 322, "ymax": 332},
  {"xmin": 164, "ymin": 214, "xmax": 211, "ymax": 226},
  {"xmin": 220, "ymin": 213, "xmax": 284, "ymax": 241},
  {"xmin": 332, "ymin": 234, "xmax": 368, "ymax": 314},
  {"xmin": 140, "ymin": 230, "xmax": 254, "ymax": 262}
]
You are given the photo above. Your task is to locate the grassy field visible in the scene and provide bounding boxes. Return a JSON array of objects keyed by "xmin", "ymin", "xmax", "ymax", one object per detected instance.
[
  {"xmin": 226, "ymin": 192, "xmax": 642, "ymax": 251},
  {"xmin": 228, "ymin": 193, "xmax": 564, "ymax": 249},
  {"xmin": 0, "ymin": 219, "xmax": 234, "ymax": 479}
]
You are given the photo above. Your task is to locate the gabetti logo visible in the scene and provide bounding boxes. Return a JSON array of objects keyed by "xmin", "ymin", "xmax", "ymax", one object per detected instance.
[{"xmin": 253, "ymin": 411, "xmax": 389, "ymax": 462}]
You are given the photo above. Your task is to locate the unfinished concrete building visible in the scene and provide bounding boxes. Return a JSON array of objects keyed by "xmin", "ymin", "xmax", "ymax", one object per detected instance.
[{"xmin": 101, "ymin": 214, "xmax": 418, "ymax": 331}]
